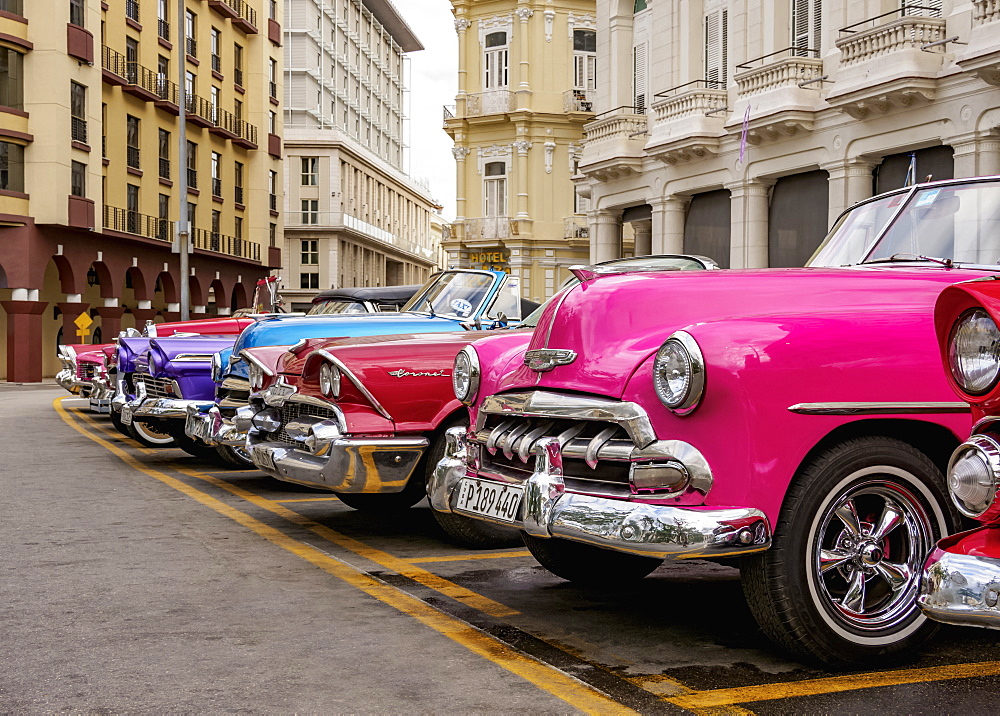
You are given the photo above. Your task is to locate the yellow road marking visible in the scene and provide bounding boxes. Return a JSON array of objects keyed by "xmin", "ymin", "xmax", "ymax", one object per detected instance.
[
  {"xmin": 73, "ymin": 408, "xmax": 517, "ymax": 619},
  {"xmin": 405, "ymin": 550, "xmax": 532, "ymax": 563},
  {"xmin": 273, "ymin": 497, "xmax": 344, "ymax": 503},
  {"xmin": 668, "ymin": 661, "xmax": 1000, "ymax": 709},
  {"xmin": 56, "ymin": 400, "xmax": 635, "ymax": 715}
]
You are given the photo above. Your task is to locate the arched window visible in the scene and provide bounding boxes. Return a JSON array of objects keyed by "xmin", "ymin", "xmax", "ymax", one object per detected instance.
[
  {"xmin": 484, "ymin": 31, "xmax": 508, "ymax": 89},
  {"xmin": 573, "ymin": 30, "xmax": 597, "ymax": 91}
]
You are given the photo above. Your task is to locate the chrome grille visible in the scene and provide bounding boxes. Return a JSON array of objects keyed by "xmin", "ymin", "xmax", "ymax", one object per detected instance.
[
  {"xmin": 274, "ymin": 400, "xmax": 340, "ymax": 445},
  {"xmin": 474, "ymin": 414, "xmax": 635, "ymax": 496},
  {"xmin": 76, "ymin": 364, "xmax": 98, "ymax": 380},
  {"xmin": 136, "ymin": 375, "xmax": 181, "ymax": 399}
]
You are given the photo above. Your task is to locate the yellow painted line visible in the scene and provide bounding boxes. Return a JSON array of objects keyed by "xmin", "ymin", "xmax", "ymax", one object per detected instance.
[
  {"xmin": 668, "ymin": 661, "xmax": 1000, "ymax": 710},
  {"xmin": 56, "ymin": 399, "xmax": 635, "ymax": 715},
  {"xmin": 273, "ymin": 497, "xmax": 344, "ymax": 503},
  {"xmin": 405, "ymin": 550, "xmax": 533, "ymax": 564},
  {"xmin": 72, "ymin": 406, "xmax": 519, "ymax": 618}
]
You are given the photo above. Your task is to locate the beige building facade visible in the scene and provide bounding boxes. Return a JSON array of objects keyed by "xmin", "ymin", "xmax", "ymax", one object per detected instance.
[
  {"xmin": 443, "ymin": 0, "xmax": 599, "ymax": 304},
  {"xmin": 0, "ymin": 0, "xmax": 284, "ymax": 381},
  {"xmin": 579, "ymin": 0, "xmax": 1000, "ymax": 268},
  {"xmin": 281, "ymin": 0, "xmax": 441, "ymax": 309}
]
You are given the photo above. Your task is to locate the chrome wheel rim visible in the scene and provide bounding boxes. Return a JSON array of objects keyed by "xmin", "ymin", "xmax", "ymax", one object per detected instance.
[
  {"xmin": 812, "ymin": 478, "xmax": 933, "ymax": 633},
  {"xmin": 133, "ymin": 421, "xmax": 176, "ymax": 446}
]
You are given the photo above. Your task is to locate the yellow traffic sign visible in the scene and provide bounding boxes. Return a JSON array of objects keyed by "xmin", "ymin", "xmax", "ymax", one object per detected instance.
[
  {"xmin": 75, "ymin": 328, "xmax": 90, "ymax": 342},
  {"xmin": 74, "ymin": 312, "xmax": 93, "ymax": 330}
]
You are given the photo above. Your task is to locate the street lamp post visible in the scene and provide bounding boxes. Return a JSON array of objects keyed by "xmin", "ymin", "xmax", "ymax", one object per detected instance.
[{"xmin": 174, "ymin": 0, "xmax": 190, "ymax": 320}]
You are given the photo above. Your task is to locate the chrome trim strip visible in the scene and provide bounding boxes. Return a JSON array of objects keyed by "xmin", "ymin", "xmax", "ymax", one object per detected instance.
[
  {"xmin": 171, "ymin": 354, "xmax": 215, "ymax": 362},
  {"xmin": 240, "ymin": 349, "xmax": 276, "ymax": 376},
  {"xmin": 540, "ymin": 282, "xmax": 579, "ymax": 351},
  {"xmin": 315, "ymin": 349, "xmax": 392, "ymax": 422},
  {"xmin": 788, "ymin": 401, "xmax": 971, "ymax": 415}
]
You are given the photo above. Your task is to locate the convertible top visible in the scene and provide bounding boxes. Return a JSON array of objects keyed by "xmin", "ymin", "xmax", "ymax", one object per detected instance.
[{"xmin": 311, "ymin": 284, "xmax": 422, "ymax": 305}]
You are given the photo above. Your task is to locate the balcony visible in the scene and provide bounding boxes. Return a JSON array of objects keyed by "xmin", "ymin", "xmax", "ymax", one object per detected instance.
[
  {"xmin": 578, "ymin": 106, "xmax": 647, "ymax": 181},
  {"xmin": 192, "ymin": 228, "xmax": 260, "ymax": 261},
  {"xmin": 124, "ymin": 61, "xmax": 162, "ymax": 102},
  {"xmin": 645, "ymin": 80, "xmax": 728, "ymax": 165},
  {"xmin": 211, "ymin": 106, "xmax": 241, "ymax": 140},
  {"xmin": 158, "ymin": 18, "xmax": 170, "ymax": 42},
  {"xmin": 154, "ymin": 78, "xmax": 179, "ymax": 113},
  {"xmin": 826, "ymin": 7, "xmax": 945, "ymax": 119},
  {"xmin": 563, "ymin": 216, "xmax": 589, "ymax": 240},
  {"xmin": 728, "ymin": 48, "xmax": 825, "ymax": 144},
  {"xmin": 101, "ymin": 45, "xmax": 128, "ymax": 86},
  {"xmin": 208, "ymin": 0, "xmax": 258, "ymax": 34},
  {"xmin": 104, "ymin": 205, "xmax": 173, "ymax": 243},
  {"xmin": 185, "ymin": 95, "xmax": 215, "ymax": 128},
  {"xmin": 464, "ymin": 216, "xmax": 511, "ymax": 241},
  {"xmin": 564, "ymin": 89, "xmax": 596, "ymax": 113},
  {"xmin": 957, "ymin": 0, "xmax": 1000, "ymax": 86},
  {"xmin": 465, "ymin": 90, "xmax": 515, "ymax": 117}
]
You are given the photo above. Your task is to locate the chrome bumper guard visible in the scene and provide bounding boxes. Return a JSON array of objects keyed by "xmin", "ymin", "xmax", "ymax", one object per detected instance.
[
  {"xmin": 55, "ymin": 368, "xmax": 89, "ymax": 395},
  {"xmin": 129, "ymin": 396, "xmax": 211, "ymax": 421},
  {"xmin": 429, "ymin": 428, "xmax": 772, "ymax": 559},
  {"xmin": 919, "ymin": 544, "xmax": 1000, "ymax": 630},
  {"xmin": 185, "ymin": 404, "xmax": 246, "ymax": 446},
  {"xmin": 88, "ymin": 377, "xmax": 113, "ymax": 412}
]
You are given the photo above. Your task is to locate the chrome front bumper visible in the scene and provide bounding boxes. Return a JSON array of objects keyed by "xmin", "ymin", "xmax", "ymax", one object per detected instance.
[
  {"xmin": 55, "ymin": 368, "xmax": 90, "ymax": 396},
  {"xmin": 919, "ymin": 534, "xmax": 1000, "ymax": 630},
  {"xmin": 129, "ymin": 396, "xmax": 211, "ymax": 421},
  {"xmin": 428, "ymin": 428, "xmax": 772, "ymax": 560},
  {"xmin": 88, "ymin": 377, "xmax": 113, "ymax": 413},
  {"xmin": 185, "ymin": 405, "xmax": 246, "ymax": 446}
]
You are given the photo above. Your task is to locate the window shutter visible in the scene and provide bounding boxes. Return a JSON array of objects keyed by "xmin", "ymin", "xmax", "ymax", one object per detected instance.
[
  {"xmin": 792, "ymin": 0, "xmax": 822, "ymax": 55},
  {"xmin": 633, "ymin": 42, "xmax": 646, "ymax": 113},
  {"xmin": 704, "ymin": 10, "xmax": 727, "ymax": 84}
]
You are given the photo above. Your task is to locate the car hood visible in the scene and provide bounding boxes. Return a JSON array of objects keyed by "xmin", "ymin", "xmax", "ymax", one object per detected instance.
[
  {"xmin": 149, "ymin": 337, "xmax": 237, "ymax": 374},
  {"xmin": 501, "ymin": 266, "xmax": 999, "ymax": 399},
  {"xmin": 116, "ymin": 337, "xmax": 151, "ymax": 373}
]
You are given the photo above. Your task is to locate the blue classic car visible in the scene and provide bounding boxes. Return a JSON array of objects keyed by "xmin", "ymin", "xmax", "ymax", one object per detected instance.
[{"xmin": 186, "ymin": 269, "xmax": 534, "ymax": 465}]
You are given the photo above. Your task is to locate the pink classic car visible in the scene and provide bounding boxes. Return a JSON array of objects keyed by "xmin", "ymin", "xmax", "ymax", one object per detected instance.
[
  {"xmin": 429, "ymin": 176, "xmax": 1000, "ymax": 666},
  {"xmin": 919, "ymin": 278, "xmax": 1000, "ymax": 629}
]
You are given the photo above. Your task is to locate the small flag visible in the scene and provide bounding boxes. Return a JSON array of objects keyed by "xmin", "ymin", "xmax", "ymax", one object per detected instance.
[
  {"xmin": 738, "ymin": 105, "xmax": 751, "ymax": 165},
  {"xmin": 904, "ymin": 152, "xmax": 917, "ymax": 186}
]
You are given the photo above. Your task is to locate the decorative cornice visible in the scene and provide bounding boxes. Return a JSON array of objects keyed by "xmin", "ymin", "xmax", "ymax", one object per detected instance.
[
  {"xmin": 515, "ymin": 7, "xmax": 534, "ymax": 22},
  {"xmin": 454, "ymin": 18, "xmax": 471, "ymax": 33}
]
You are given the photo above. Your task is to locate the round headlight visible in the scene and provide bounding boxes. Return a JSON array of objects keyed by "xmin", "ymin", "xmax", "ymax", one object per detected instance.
[
  {"xmin": 247, "ymin": 361, "xmax": 264, "ymax": 391},
  {"xmin": 453, "ymin": 346, "xmax": 480, "ymax": 405},
  {"xmin": 949, "ymin": 308, "xmax": 1000, "ymax": 395},
  {"xmin": 948, "ymin": 435, "xmax": 1000, "ymax": 520},
  {"xmin": 652, "ymin": 331, "xmax": 705, "ymax": 413},
  {"xmin": 319, "ymin": 362, "xmax": 341, "ymax": 398}
]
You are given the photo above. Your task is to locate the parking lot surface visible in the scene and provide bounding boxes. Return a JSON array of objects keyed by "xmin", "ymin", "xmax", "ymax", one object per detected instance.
[{"xmin": 3, "ymin": 384, "xmax": 999, "ymax": 714}]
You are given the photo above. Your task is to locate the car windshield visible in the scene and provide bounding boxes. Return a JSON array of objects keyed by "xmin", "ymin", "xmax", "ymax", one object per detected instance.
[
  {"xmin": 403, "ymin": 272, "xmax": 495, "ymax": 318},
  {"xmin": 307, "ymin": 300, "xmax": 368, "ymax": 316},
  {"xmin": 809, "ymin": 179, "xmax": 1000, "ymax": 267}
]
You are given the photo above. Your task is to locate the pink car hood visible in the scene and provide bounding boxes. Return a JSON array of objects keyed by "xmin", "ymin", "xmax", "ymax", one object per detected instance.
[{"xmin": 495, "ymin": 266, "xmax": 998, "ymax": 399}]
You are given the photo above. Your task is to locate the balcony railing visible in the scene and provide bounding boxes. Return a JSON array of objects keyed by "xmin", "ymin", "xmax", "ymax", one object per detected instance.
[
  {"xmin": 126, "ymin": 61, "xmax": 160, "ymax": 95},
  {"xmin": 563, "ymin": 216, "xmax": 589, "ymax": 239},
  {"xmin": 836, "ymin": 7, "xmax": 946, "ymax": 66},
  {"xmin": 466, "ymin": 90, "xmax": 515, "ymax": 117},
  {"xmin": 158, "ymin": 18, "xmax": 170, "ymax": 41},
  {"xmin": 186, "ymin": 37, "xmax": 197, "ymax": 57},
  {"xmin": 211, "ymin": 0, "xmax": 258, "ymax": 30},
  {"xmin": 652, "ymin": 80, "xmax": 727, "ymax": 122},
  {"xmin": 159, "ymin": 157, "xmax": 170, "ymax": 179},
  {"xmin": 187, "ymin": 168, "xmax": 198, "ymax": 189},
  {"xmin": 564, "ymin": 89, "xmax": 596, "ymax": 113},
  {"xmin": 127, "ymin": 146, "xmax": 140, "ymax": 169},
  {"xmin": 443, "ymin": 104, "xmax": 455, "ymax": 121},
  {"xmin": 734, "ymin": 47, "xmax": 824, "ymax": 97},
  {"xmin": 269, "ymin": 193, "xmax": 277, "ymax": 211},
  {"xmin": 192, "ymin": 228, "xmax": 260, "ymax": 261},
  {"xmin": 583, "ymin": 107, "xmax": 647, "ymax": 143},
  {"xmin": 234, "ymin": 67, "xmax": 244, "ymax": 86},
  {"xmin": 212, "ymin": 54, "xmax": 222, "ymax": 73},
  {"xmin": 186, "ymin": 94, "xmax": 216, "ymax": 124},
  {"xmin": 464, "ymin": 216, "xmax": 510, "ymax": 240},
  {"xmin": 104, "ymin": 205, "xmax": 173, "ymax": 243},
  {"xmin": 234, "ymin": 186, "xmax": 244, "ymax": 204},
  {"xmin": 102, "ymin": 45, "xmax": 128, "ymax": 80},
  {"xmin": 973, "ymin": 0, "xmax": 1000, "ymax": 24},
  {"xmin": 71, "ymin": 116, "xmax": 88, "ymax": 143},
  {"xmin": 269, "ymin": 80, "xmax": 277, "ymax": 98},
  {"xmin": 212, "ymin": 177, "xmax": 222, "ymax": 197},
  {"xmin": 125, "ymin": 0, "xmax": 140, "ymax": 22}
]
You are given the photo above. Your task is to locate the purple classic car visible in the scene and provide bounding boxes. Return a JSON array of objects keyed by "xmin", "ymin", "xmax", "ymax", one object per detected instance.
[{"xmin": 430, "ymin": 176, "xmax": 1000, "ymax": 666}]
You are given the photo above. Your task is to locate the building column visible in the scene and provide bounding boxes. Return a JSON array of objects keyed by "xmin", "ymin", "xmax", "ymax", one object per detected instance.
[
  {"xmin": 1, "ymin": 299, "xmax": 48, "ymax": 383},
  {"xmin": 631, "ymin": 218, "xmax": 652, "ymax": 256},
  {"xmin": 727, "ymin": 180, "xmax": 773, "ymax": 269},
  {"xmin": 454, "ymin": 17, "xmax": 471, "ymax": 115},
  {"xmin": 131, "ymin": 308, "xmax": 158, "ymax": 328},
  {"xmin": 589, "ymin": 212, "xmax": 622, "ymax": 263},
  {"xmin": 452, "ymin": 147, "xmax": 471, "ymax": 241},
  {"xmin": 514, "ymin": 140, "xmax": 531, "ymax": 220},
  {"xmin": 651, "ymin": 196, "xmax": 689, "ymax": 254},
  {"xmin": 57, "ymin": 299, "xmax": 90, "ymax": 342},
  {"xmin": 515, "ymin": 6, "xmax": 533, "ymax": 100},
  {"xmin": 823, "ymin": 159, "xmax": 875, "ymax": 229},
  {"xmin": 950, "ymin": 133, "xmax": 1000, "ymax": 178},
  {"xmin": 94, "ymin": 306, "xmax": 127, "ymax": 338}
]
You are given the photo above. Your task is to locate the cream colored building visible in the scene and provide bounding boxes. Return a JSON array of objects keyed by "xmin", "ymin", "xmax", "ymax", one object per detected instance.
[
  {"xmin": 443, "ymin": 0, "xmax": 599, "ymax": 304},
  {"xmin": 0, "ymin": 0, "xmax": 284, "ymax": 382},
  {"xmin": 579, "ymin": 0, "xmax": 1000, "ymax": 268},
  {"xmin": 280, "ymin": 0, "xmax": 441, "ymax": 309}
]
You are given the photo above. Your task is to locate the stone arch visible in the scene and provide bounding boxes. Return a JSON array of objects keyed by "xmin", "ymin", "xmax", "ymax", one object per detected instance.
[
  {"xmin": 88, "ymin": 261, "xmax": 116, "ymax": 299},
  {"xmin": 207, "ymin": 278, "xmax": 226, "ymax": 315},
  {"xmin": 156, "ymin": 271, "xmax": 178, "ymax": 304},
  {"xmin": 125, "ymin": 266, "xmax": 150, "ymax": 301},
  {"xmin": 230, "ymin": 282, "xmax": 249, "ymax": 311},
  {"xmin": 188, "ymin": 274, "xmax": 204, "ymax": 307},
  {"xmin": 0, "ymin": 262, "xmax": 7, "ymax": 289},
  {"xmin": 51, "ymin": 255, "xmax": 78, "ymax": 294}
]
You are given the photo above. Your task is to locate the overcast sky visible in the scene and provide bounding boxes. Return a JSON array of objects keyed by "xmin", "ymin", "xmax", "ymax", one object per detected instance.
[{"xmin": 398, "ymin": 0, "xmax": 459, "ymax": 220}]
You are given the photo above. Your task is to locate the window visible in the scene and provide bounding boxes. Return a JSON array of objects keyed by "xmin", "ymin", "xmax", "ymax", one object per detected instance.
[
  {"xmin": 0, "ymin": 47, "xmax": 24, "ymax": 111},
  {"xmin": 484, "ymin": 32, "xmax": 508, "ymax": 90},
  {"xmin": 126, "ymin": 115, "xmax": 140, "ymax": 169},
  {"xmin": 301, "ymin": 157, "xmax": 319, "ymax": 186},
  {"xmin": 0, "ymin": 141, "xmax": 23, "ymax": 192},
  {"xmin": 69, "ymin": 0, "xmax": 84, "ymax": 27},
  {"xmin": 185, "ymin": 10, "xmax": 197, "ymax": 57},
  {"xmin": 792, "ymin": 0, "xmax": 822, "ymax": 56},
  {"xmin": 158, "ymin": 0, "xmax": 170, "ymax": 40},
  {"xmin": 269, "ymin": 110, "xmax": 276, "ymax": 134},
  {"xmin": 211, "ymin": 85, "xmax": 220, "ymax": 114},
  {"xmin": 157, "ymin": 55, "xmax": 169, "ymax": 91},
  {"xmin": 301, "ymin": 199, "xmax": 319, "ymax": 224},
  {"xmin": 234, "ymin": 43, "xmax": 244, "ymax": 86},
  {"xmin": 211, "ymin": 28, "xmax": 221, "ymax": 72},
  {"xmin": 573, "ymin": 30, "xmax": 597, "ymax": 92},
  {"xmin": 185, "ymin": 70, "xmax": 196, "ymax": 99},
  {"xmin": 484, "ymin": 161, "xmax": 506, "ymax": 220},
  {"xmin": 211, "ymin": 152, "xmax": 222, "ymax": 196},
  {"xmin": 126, "ymin": 0, "xmax": 139, "ymax": 23},
  {"xmin": 125, "ymin": 37, "xmax": 139, "ymax": 82},
  {"xmin": 234, "ymin": 97, "xmax": 243, "ymax": 120},
  {"xmin": 234, "ymin": 161, "xmax": 244, "ymax": 204},
  {"xmin": 300, "ymin": 273, "xmax": 319, "ymax": 289},
  {"xmin": 158, "ymin": 192, "xmax": 170, "ymax": 240},
  {"xmin": 269, "ymin": 222, "xmax": 276, "ymax": 247},
  {"xmin": 187, "ymin": 201, "xmax": 196, "ymax": 231},
  {"xmin": 269, "ymin": 170, "xmax": 277, "ymax": 211},
  {"xmin": 158, "ymin": 130, "xmax": 170, "ymax": 179},
  {"xmin": 70, "ymin": 82, "xmax": 87, "ymax": 143},
  {"xmin": 269, "ymin": 0, "xmax": 277, "ymax": 21},
  {"xmin": 234, "ymin": 216, "xmax": 243, "ymax": 241},
  {"xmin": 71, "ymin": 160, "xmax": 87, "ymax": 197},
  {"xmin": 126, "ymin": 183, "xmax": 140, "ymax": 233},
  {"xmin": 704, "ymin": 7, "xmax": 728, "ymax": 86},
  {"xmin": 187, "ymin": 140, "xmax": 197, "ymax": 188},
  {"xmin": 301, "ymin": 239, "xmax": 318, "ymax": 265},
  {"xmin": 269, "ymin": 58, "xmax": 277, "ymax": 98}
]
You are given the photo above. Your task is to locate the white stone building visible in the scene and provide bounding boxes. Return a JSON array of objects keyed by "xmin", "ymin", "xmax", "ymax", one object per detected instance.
[
  {"xmin": 282, "ymin": 0, "xmax": 442, "ymax": 309},
  {"xmin": 579, "ymin": 0, "xmax": 1000, "ymax": 268}
]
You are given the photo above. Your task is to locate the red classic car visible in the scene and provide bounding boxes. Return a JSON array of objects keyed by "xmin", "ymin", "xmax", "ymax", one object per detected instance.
[{"xmin": 919, "ymin": 277, "xmax": 1000, "ymax": 629}]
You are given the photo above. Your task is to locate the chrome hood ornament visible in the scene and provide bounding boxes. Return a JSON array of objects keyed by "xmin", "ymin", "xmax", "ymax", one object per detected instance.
[{"xmin": 524, "ymin": 348, "xmax": 577, "ymax": 372}]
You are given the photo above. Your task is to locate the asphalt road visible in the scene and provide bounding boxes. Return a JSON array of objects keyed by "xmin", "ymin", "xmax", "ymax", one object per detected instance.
[{"xmin": 3, "ymin": 384, "xmax": 999, "ymax": 714}]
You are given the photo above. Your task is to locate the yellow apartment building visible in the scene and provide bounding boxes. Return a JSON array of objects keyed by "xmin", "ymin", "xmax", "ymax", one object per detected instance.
[
  {"xmin": 0, "ymin": 0, "xmax": 284, "ymax": 382},
  {"xmin": 443, "ymin": 0, "xmax": 601, "ymax": 304}
]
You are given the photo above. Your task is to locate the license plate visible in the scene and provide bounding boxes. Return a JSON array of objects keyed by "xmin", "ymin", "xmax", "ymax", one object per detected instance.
[
  {"xmin": 454, "ymin": 477, "xmax": 523, "ymax": 524},
  {"xmin": 253, "ymin": 444, "xmax": 276, "ymax": 471},
  {"xmin": 121, "ymin": 405, "xmax": 133, "ymax": 425}
]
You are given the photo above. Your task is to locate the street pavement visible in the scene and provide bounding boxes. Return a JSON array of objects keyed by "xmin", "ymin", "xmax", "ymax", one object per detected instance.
[{"xmin": 3, "ymin": 384, "xmax": 999, "ymax": 714}]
